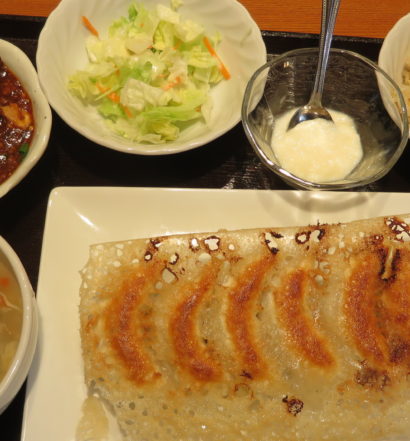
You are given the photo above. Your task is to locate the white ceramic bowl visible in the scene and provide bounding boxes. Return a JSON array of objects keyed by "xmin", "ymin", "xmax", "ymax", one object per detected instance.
[
  {"xmin": 36, "ymin": 0, "xmax": 266, "ymax": 155},
  {"xmin": 243, "ymin": 48, "xmax": 408, "ymax": 190},
  {"xmin": 379, "ymin": 13, "xmax": 410, "ymax": 133},
  {"xmin": 0, "ymin": 236, "xmax": 38, "ymax": 414},
  {"xmin": 0, "ymin": 39, "xmax": 52, "ymax": 198}
]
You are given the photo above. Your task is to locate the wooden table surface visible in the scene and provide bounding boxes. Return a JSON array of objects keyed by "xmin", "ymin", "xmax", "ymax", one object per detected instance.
[{"xmin": 1, "ymin": 0, "xmax": 410, "ymax": 39}]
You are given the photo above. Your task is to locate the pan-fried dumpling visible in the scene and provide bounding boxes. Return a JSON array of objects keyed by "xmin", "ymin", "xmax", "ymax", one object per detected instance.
[{"xmin": 79, "ymin": 213, "xmax": 410, "ymax": 441}]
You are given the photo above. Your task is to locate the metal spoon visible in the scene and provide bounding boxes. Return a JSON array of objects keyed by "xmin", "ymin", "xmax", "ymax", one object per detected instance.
[{"xmin": 287, "ymin": 0, "xmax": 341, "ymax": 130}]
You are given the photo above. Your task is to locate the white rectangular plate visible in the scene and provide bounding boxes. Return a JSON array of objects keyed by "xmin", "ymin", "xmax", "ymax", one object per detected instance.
[{"xmin": 21, "ymin": 187, "xmax": 410, "ymax": 441}]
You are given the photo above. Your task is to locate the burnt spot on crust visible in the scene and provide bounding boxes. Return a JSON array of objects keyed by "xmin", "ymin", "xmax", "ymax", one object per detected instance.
[
  {"xmin": 368, "ymin": 234, "xmax": 384, "ymax": 246},
  {"xmin": 377, "ymin": 247, "xmax": 390, "ymax": 280},
  {"xmin": 240, "ymin": 370, "xmax": 253, "ymax": 380},
  {"xmin": 150, "ymin": 238, "xmax": 162, "ymax": 249},
  {"xmin": 295, "ymin": 228, "xmax": 325, "ymax": 245},
  {"xmin": 144, "ymin": 238, "xmax": 163, "ymax": 262},
  {"xmin": 295, "ymin": 231, "xmax": 311, "ymax": 244},
  {"xmin": 272, "ymin": 232, "xmax": 283, "ymax": 239},
  {"xmin": 189, "ymin": 237, "xmax": 200, "ymax": 252},
  {"xmin": 355, "ymin": 360, "xmax": 391, "ymax": 390},
  {"xmin": 392, "ymin": 248, "xmax": 402, "ymax": 272},
  {"xmin": 386, "ymin": 217, "xmax": 410, "ymax": 242},
  {"xmin": 204, "ymin": 235, "xmax": 221, "ymax": 252},
  {"xmin": 264, "ymin": 232, "xmax": 281, "ymax": 254},
  {"xmin": 168, "ymin": 253, "xmax": 179, "ymax": 265},
  {"xmin": 144, "ymin": 251, "xmax": 153, "ymax": 262},
  {"xmin": 311, "ymin": 228, "xmax": 326, "ymax": 242},
  {"xmin": 389, "ymin": 337, "xmax": 410, "ymax": 364},
  {"xmin": 282, "ymin": 395, "xmax": 304, "ymax": 416}
]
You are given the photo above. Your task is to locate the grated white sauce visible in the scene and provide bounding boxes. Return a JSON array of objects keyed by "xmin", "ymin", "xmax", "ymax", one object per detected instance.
[{"xmin": 271, "ymin": 108, "xmax": 363, "ymax": 183}]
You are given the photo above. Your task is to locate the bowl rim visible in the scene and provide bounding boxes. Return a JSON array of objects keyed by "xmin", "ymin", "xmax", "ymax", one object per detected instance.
[
  {"xmin": 0, "ymin": 236, "xmax": 38, "ymax": 414},
  {"xmin": 36, "ymin": 0, "xmax": 266, "ymax": 156},
  {"xmin": 242, "ymin": 47, "xmax": 409, "ymax": 191},
  {"xmin": 379, "ymin": 11, "xmax": 410, "ymax": 67},
  {"xmin": 0, "ymin": 39, "xmax": 52, "ymax": 198},
  {"xmin": 378, "ymin": 12, "xmax": 410, "ymax": 134}
]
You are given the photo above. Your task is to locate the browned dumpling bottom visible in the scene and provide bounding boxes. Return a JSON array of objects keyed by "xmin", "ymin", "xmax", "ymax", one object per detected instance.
[{"xmin": 79, "ymin": 213, "xmax": 410, "ymax": 441}]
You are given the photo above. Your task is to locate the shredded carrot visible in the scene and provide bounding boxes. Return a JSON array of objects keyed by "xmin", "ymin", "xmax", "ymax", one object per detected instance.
[
  {"xmin": 96, "ymin": 83, "xmax": 132, "ymax": 117},
  {"xmin": 108, "ymin": 92, "xmax": 120, "ymax": 103},
  {"xmin": 162, "ymin": 76, "xmax": 182, "ymax": 91},
  {"xmin": 122, "ymin": 105, "xmax": 133, "ymax": 118},
  {"xmin": 97, "ymin": 82, "xmax": 120, "ymax": 103},
  {"xmin": 203, "ymin": 36, "xmax": 231, "ymax": 80},
  {"xmin": 96, "ymin": 83, "xmax": 120, "ymax": 102},
  {"xmin": 82, "ymin": 16, "xmax": 99, "ymax": 37},
  {"xmin": 96, "ymin": 83, "xmax": 107, "ymax": 93},
  {"xmin": 203, "ymin": 36, "xmax": 217, "ymax": 57}
]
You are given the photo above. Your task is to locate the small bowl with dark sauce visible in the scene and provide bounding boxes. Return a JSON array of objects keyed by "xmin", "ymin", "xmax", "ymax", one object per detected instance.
[{"xmin": 0, "ymin": 39, "xmax": 51, "ymax": 198}]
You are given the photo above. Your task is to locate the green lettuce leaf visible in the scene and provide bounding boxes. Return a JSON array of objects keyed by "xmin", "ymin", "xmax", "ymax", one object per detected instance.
[{"xmin": 67, "ymin": 0, "xmax": 228, "ymax": 144}]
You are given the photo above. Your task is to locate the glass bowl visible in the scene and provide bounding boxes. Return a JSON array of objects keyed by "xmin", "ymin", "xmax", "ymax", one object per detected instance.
[{"xmin": 242, "ymin": 48, "xmax": 409, "ymax": 190}]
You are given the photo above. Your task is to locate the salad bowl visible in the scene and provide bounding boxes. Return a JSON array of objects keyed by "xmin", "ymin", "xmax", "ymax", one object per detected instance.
[
  {"xmin": 378, "ymin": 12, "xmax": 410, "ymax": 135},
  {"xmin": 36, "ymin": 0, "xmax": 266, "ymax": 155}
]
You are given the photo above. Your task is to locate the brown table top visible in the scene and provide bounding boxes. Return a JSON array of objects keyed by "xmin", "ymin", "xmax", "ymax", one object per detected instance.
[{"xmin": 2, "ymin": 0, "xmax": 410, "ymax": 38}]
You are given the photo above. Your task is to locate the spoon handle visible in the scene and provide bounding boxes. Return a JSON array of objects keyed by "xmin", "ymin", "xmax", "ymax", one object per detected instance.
[{"xmin": 311, "ymin": 0, "xmax": 341, "ymax": 105}]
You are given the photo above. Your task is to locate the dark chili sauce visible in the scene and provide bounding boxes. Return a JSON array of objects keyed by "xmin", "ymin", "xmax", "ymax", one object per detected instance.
[{"xmin": 0, "ymin": 57, "xmax": 34, "ymax": 184}]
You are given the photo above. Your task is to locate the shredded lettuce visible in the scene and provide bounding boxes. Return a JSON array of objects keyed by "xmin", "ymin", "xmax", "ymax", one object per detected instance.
[{"xmin": 68, "ymin": 1, "xmax": 229, "ymax": 144}]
